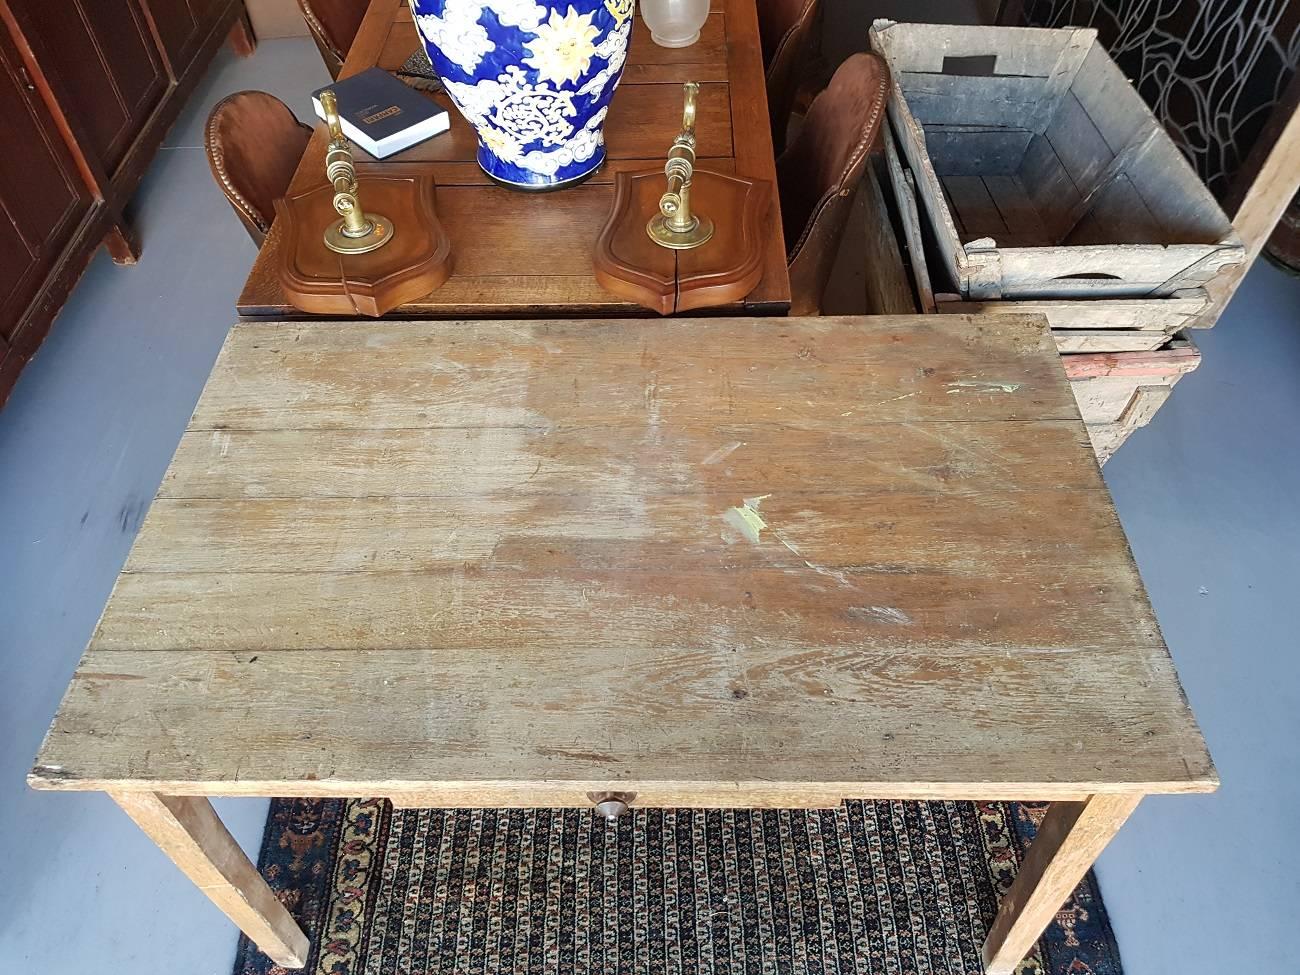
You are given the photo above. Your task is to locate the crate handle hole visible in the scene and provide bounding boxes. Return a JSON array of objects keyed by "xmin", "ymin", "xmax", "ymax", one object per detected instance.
[
  {"xmin": 940, "ymin": 55, "xmax": 999, "ymax": 77},
  {"xmin": 1053, "ymin": 273, "xmax": 1123, "ymax": 280}
]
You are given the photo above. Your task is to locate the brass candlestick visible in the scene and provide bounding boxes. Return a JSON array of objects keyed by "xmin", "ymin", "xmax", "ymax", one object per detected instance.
[
  {"xmin": 647, "ymin": 81, "xmax": 714, "ymax": 250},
  {"xmin": 320, "ymin": 89, "xmax": 394, "ymax": 255}
]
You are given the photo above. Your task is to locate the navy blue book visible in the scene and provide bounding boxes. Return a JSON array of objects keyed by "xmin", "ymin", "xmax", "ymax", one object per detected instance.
[{"xmin": 312, "ymin": 67, "xmax": 449, "ymax": 159}]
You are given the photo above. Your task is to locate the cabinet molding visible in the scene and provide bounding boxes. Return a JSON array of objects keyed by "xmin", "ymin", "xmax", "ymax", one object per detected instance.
[{"xmin": 0, "ymin": 0, "xmax": 254, "ymax": 407}]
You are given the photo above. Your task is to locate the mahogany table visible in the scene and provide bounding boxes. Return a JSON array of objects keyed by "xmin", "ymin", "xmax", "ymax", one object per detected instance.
[
  {"xmin": 30, "ymin": 313, "xmax": 1214, "ymax": 972},
  {"xmin": 236, "ymin": 0, "xmax": 791, "ymax": 319}
]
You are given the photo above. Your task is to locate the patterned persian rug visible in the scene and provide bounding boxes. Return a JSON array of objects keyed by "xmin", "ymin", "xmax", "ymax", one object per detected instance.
[{"xmin": 233, "ymin": 800, "xmax": 1123, "ymax": 975}]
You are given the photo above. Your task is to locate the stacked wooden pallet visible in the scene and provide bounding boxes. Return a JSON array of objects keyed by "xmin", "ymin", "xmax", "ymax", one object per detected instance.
[
  {"xmin": 1062, "ymin": 339, "xmax": 1201, "ymax": 463},
  {"xmin": 863, "ymin": 20, "xmax": 1242, "ymax": 461}
]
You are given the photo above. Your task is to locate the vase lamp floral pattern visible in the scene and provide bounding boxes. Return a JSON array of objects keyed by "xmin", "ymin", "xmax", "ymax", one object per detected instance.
[{"xmin": 409, "ymin": 0, "xmax": 634, "ymax": 189}]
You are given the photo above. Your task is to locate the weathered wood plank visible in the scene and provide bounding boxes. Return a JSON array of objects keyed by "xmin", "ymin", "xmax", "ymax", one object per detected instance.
[
  {"xmin": 36, "ymin": 646, "xmax": 1212, "ymax": 799},
  {"xmin": 88, "ymin": 558, "xmax": 1159, "ymax": 654},
  {"xmin": 1018, "ymin": 133, "xmax": 1082, "ymax": 241},
  {"xmin": 1049, "ymin": 329, "xmax": 1168, "ymax": 353},
  {"xmin": 861, "ymin": 161, "xmax": 917, "ymax": 314},
  {"xmin": 1044, "ymin": 91, "xmax": 1114, "ymax": 201},
  {"xmin": 868, "ymin": 20, "xmax": 1081, "ymax": 77},
  {"xmin": 898, "ymin": 73, "xmax": 1045, "ymax": 128},
  {"xmin": 936, "ymin": 291, "xmax": 1208, "ymax": 331},
  {"xmin": 942, "ymin": 175, "xmax": 1009, "ymax": 241},
  {"xmin": 1061, "ymin": 337, "xmax": 1200, "ymax": 379},
  {"xmin": 186, "ymin": 318, "xmax": 1078, "ymax": 431},
  {"xmin": 982, "ymin": 175, "xmax": 1051, "ymax": 248},
  {"xmin": 1085, "ymin": 383, "xmax": 1176, "ymax": 463},
  {"xmin": 872, "ymin": 63, "xmax": 968, "ymax": 287},
  {"xmin": 918, "ymin": 126, "xmax": 1033, "ymax": 177},
  {"xmin": 993, "ymin": 243, "xmax": 1241, "ymax": 298},
  {"xmin": 157, "ymin": 420, "xmax": 1101, "ymax": 501},
  {"xmin": 882, "ymin": 132, "xmax": 937, "ymax": 312},
  {"xmin": 126, "ymin": 487, "xmax": 1131, "ymax": 577},
  {"xmin": 1204, "ymin": 90, "xmax": 1300, "ymax": 325},
  {"xmin": 1066, "ymin": 43, "xmax": 1148, "ymax": 155}
]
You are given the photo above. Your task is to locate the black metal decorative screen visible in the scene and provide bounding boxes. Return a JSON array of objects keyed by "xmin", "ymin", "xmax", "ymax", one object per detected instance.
[{"xmin": 1013, "ymin": 0, "xmax": 1299, "ymax": 205}]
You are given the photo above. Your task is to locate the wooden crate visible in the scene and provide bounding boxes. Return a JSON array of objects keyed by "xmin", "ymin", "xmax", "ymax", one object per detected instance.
[
  {"xmin": 878, "ymin": 122, "xmax": 1210, "ymax": 352},
  {"xmin": 869, "ymin": 20, "xmax": 1244, "ymax": 301},
  {"xmin": 857, "ymin": 150, "xmax": 1200, "ymax": 464}
]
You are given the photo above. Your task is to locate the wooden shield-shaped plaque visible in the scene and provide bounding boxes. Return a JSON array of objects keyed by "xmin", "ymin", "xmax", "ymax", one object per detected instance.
[
  {"xmin": 594, "ymin": 169, "xmax": 770, "ymax": 314},
  {"xmin": 274, "ymin": 163, "xmax": 452, "ymax": 317}
]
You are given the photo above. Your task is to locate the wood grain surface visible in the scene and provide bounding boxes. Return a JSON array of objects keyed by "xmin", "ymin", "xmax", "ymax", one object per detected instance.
[
  {"xmin": 29, "ymin": 315, "xmax": 1215, "ymax": 805},
  {"xmin": 236, "ymin": 0, "xmax": 790, "ymax": 318}
]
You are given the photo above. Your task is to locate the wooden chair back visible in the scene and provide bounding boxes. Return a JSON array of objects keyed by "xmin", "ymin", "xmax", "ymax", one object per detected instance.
[
  {"xmin": 758, "ymin": 0, "xmax": 820, "ymax": 154},
  {"xmin": 777, "ymin": 52, "xmax": 890, "ymax": 315},
  {"xmin": 205, "ymin": 91, "xmax": 314, "ymax": 247},
  {"xmin": 297, "ymin": 0, "xmax": 368, "ymax": 78}
]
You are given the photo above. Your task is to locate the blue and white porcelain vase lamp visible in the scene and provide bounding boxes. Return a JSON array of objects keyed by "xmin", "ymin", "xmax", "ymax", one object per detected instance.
[{"xmin": 409, "ymin": 0, "xmax": 634, "ymax": 190}]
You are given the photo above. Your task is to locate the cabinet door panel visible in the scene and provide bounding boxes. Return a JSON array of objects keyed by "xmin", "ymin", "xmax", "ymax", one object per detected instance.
[
  {"xmin": 0, "ymin": 31, "xmax": 93, "ymax": 337},
  {"xmin": 0, "ymin": 330, "xmax": 22, "ymax": 407},
  {"xmin": 145, "ymin": 0, "xmax": 232, "ymax": 73},
  {"xmin": 147, "ymin": 0, "xmax": 201, "ymax": 69},
  {"xmin": 0, "ymin": 211, "xmax": 32, "ymax": 340},
  {"xmin": 15, "ymin": 0, "xmax": 167, "ymax": 172}
]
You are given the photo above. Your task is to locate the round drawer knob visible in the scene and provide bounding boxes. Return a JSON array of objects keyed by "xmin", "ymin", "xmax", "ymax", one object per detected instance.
[{"xmin": 589, "ymin": 792, "xmax": 635, "ymax": 821}]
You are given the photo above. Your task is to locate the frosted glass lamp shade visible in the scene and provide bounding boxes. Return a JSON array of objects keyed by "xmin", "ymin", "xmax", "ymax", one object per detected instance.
[{"xmin": 640, "ymin": 0, "xmax": 710, "ymax": 47}]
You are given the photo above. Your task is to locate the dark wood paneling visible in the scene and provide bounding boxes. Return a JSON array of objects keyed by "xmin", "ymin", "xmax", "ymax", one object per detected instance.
[
  {"xmin": 0, "ymin": 26, "xmax": 93, "ymax": 337},
  {"xmin": 148, "ymin": 0, "xmax": 231, "ymax": 72},
  {"xmin": 15, "ymin": 0, "xmax": 167, "ymax": 172},
  {"xmin": 0, "ymin": 333, "xmax": 19, "ymax": 393},
  {"xmin": 148, "ymin": 0, "xmax": 202, "ymax": 70},
  {"xmin": 0, "ymin": 0, "xmax": 248, "ymax": 408}
]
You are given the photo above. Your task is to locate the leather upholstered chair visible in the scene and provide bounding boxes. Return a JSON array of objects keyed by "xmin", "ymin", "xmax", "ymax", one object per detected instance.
[
  {"xmin": 297, "ymin": 0, "xmax": 368, "ymax": 78},
  {"xmin": 777, "ymin": 52, "xmax": 890, "ymax": 316},
  {"xmin": 758, "ymin": 0, "xmax": 821, "ymax": 154},
  {"xmin": 205, "ymin": 91, "xmax": 314, "ymax": 247}
]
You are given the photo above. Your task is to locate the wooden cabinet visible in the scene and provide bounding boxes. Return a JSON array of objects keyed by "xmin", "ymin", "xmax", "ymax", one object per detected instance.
[
  {"xmin": 13, "ymin": 0, "xmax": 168, "ymax": 173},
  {"xmin": 151, "ymin": 0, "xmax": 233, "ymax": 74},
  {"xmin": 0, "ymin": 333, "xmax": 17, "ymax": 395},
  {"xmin": 0, "ymin": 25, "xmax": 93, "ymax": 346},
  {"xmin": 0, "ymin": 0, "xmax": 253, "ymax": 407}
]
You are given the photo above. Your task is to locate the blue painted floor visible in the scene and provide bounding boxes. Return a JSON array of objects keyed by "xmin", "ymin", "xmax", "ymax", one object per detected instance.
[
  {"xmin": 1092, "ymin": 258, "xmax": 1300, "ymax": 975},
  {"xmin": 0, "ymin": 38, "xmax": 329, "ymax": 975},
  {"xmin": 1, "ymin": 33, "xmax": 1297, "ymax": 975}
]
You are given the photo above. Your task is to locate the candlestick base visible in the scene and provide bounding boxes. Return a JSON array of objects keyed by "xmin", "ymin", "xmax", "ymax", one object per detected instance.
[
  {"xmin": 647, "ymin": 212, "xmax": 714, "ymax": 249},
  {"xmin": 323, "ymin": 213, "xmax": 394, "ymax": 255}
]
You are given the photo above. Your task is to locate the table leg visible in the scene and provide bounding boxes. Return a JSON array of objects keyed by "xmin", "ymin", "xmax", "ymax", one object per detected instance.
[
  {"xmin": 110, "ymin": 792, "xmax": 309, "ymax": 968},
  {"xmin": 103, "ymin": 220, "xmax": 141, "ymax": 266},
  {"xmin": 981, "ymin": 793, "xmax": 1142, "ymax": 975},
  {"xmin": 227, "ymin": 6, "xmax": 257, "ymax": 57}
]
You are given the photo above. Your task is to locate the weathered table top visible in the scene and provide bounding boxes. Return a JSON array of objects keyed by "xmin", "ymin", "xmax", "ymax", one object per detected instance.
[
  {"xmin": 236, "ymin": 0, "xmax": 790, "ymax": 319},
  {"xmin": 30, "ymin": 315, "xmax": 1215, "ymax": 805}
]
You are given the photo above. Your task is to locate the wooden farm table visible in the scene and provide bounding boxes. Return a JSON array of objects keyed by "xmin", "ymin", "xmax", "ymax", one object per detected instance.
[
  {"xmin": 236, "ymin": 0, "xmax": 790, "ymax": 319},
  {"xmin": 30, "ymin": 314, "xmax": 1214, "ymax": 972}
]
